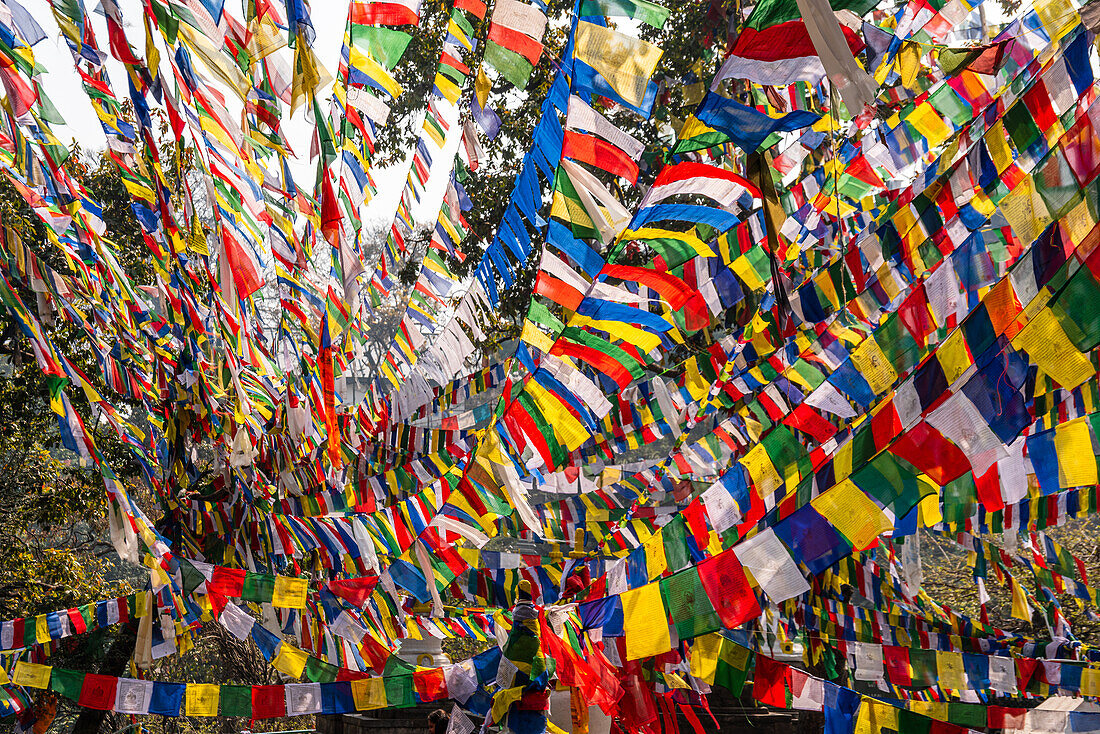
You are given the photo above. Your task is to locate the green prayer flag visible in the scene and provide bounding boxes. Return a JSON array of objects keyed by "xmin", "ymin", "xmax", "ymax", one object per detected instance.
[
  {"xmin": 484, "ymin": 42, "xmax": 534, "ymax": 88},
  {"xmin": 578, "ymin": 0, "xmax": 670, "ymax": 26},
  {"xmin": 927, "ymin": 85, "xmax": 972, "ymax": 127},
  {"xmin": 528, "ymin": 300, "xmax": 565, "ymax": 333},
  {"xmin": 898, "ymin": 708, "xmax": 932, "ymax": 734},
  {"xmin": 351, "ymin": 27, "xmax": 412, "ymax": 69},
  {"xmin": 714, "ymin": 642, "xmax": 752, "ymax": 695},
  {"xmin": 220, "ymin": 685, "xmax": 252, "ymax": 717},
  {"xmin": 744, "ymin": 0, "xmax": 877, "ymax": 29},
  {"xmin": 937, "ymin": 47, "xmax": 983, "ymax": 76},
  {"xmin": 384, "ymin": 674, "xmax": 415, "ymax": 707},
  {"xmin": 908, "ymin": 648, "xmax": 938, "ymax": 688},
  {"xmin": 659, "ymin": 567, "xmax": 721, "ymax": 640},
  {"xmin": 661, "ymin": 516, "xmax": 691, "ymax": 573},
  {"xmin": 942, "ymin": 473, "xmax": 977, "ymax": 525},
  {"xmin": 242, "ymin": 573, "xmax": 276, "ymax": 603},
  {"xmin": 947, "ymin": 702, "xmax": 986, "ymax": 728},
  {"xmin": 50, "ymin": 669, "xmax": 84, "ymax": 701},
  {"xmin": 306, "ymin": 657, "xmax": 340, "ymax": 684},
  {"xmin": 1002, "ymin": 101, "xmax": 1041, "ymax": 151}
]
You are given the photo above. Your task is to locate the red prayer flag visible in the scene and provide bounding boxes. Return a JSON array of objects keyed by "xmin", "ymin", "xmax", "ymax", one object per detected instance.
[
  {"xmin": 562, "ymin": 131, "xmax": 640, "ymax": 183},
  {"xmin": 1062, "ymin": 113, "xmax": 1100, "ymax": 187},
  {"xmin": 210, "ymin": 567, "xmax": 247, "ymax": 597},
  {"xmin": 752, "ymin": 655, "xmax": 789, "ymax": 708},
  {"xmin": 883, "ymin": 645, "xmax": 912, "ymax": 686},
  {"xmin": 67, "ymin": 609, "xmax": 86, "ymax": 635},
  {"xmin": 968, "ymin": 40, "xmax": 1008, "ymax": 74},
  {"xmin": 327, "ymin": 577, "xmax": 380, "ymax": 606},
  {"xmin": 252, "ymin": 685, "xmax": 287, "ymax": 719},
  {"xmin": 697, "ymin": 551, "xmax": 761, "ymax": 629},
  {"xmin": 320, "ymin": 173, "xmax": 342, "ymax": 248},
  {"xmin": 221, "ymin": 229, "xmax": 263, "ymax": 299},
  {"xmin": 349, "ymin": 2, "xmax": 419, "ymax": 25},
  {"xmin": 413, "ymin": 668, "xmax": 448, "ymax": 702},
  {"xmin": 601, "ymin": 264, "xmax": 693, "ymax": 310},
  {"xmin": 535, "ymin": 272, "xmax": 584, "ymax": 310},
  {"xmin": 782, "ymin": 404, "xmax": 837, "ymax": 443},
  {"xmin": 455, "ymin": 0, "xmax": 487, "ymax": 18},
  {"xmin": 888, "ymin": 421, "xmax": 971, "ymax": 486},
  {"xmin": 320, "ymin": 315, "xmax": 340, "ymax": 469},
  {"xmin": 487, "ymin": 23, "xmax": 543, "ymax": 64},
  {"xmin": 1016, "ymin": 657, "xmax": 1039, "ymax": 689},
  {"xmin": 988, "ymin": 706, "xmax": 1028, "ymax": 729},
  {"xmin": 898, "ymin": 285, "xmax": 935, "ymax": 347},
  {"xmin": 974, "ymin": 463, "xmax": 1005, "ymax": 512},
  {"xmin": 78, "ymin": 674, "xmax": 118, "ymax": 711},
  {"xmin": 551, "ymin": 340, "xmax": 635, "ymax": 389}
]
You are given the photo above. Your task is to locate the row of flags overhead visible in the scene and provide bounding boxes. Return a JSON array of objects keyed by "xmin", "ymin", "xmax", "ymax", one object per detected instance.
[{"xmin": 7, "ymin": 0, "xmax": 1100, "ymax": 728}]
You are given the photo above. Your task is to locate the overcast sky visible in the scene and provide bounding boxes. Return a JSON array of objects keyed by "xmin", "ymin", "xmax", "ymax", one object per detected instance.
[{"xmin": 28, "ymin": 0, "xmax": 460, "ymax": 226}]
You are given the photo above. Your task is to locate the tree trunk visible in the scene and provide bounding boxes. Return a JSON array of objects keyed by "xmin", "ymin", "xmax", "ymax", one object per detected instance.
[{"xmin": 70, "ymin": 622, "xmax": 138, "ymax": 734}]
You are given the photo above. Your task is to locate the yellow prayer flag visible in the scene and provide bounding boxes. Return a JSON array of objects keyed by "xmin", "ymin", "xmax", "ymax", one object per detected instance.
[
  {"xmin": 35, "ymin": 614, "xmax": 49, "ymax": 644},
  {"xmin": 349, "ymin": 48, "xmax": 404, "ymax": 98},
  {"xmin": 690, "ymin": 633, "xmax": 722, "ymax": 683},
  {"xmin": 906, "ymin": 102, "xmax": 952, "ymax": 149},
  {"xmin": 623, "ymin": 227, "xmax": 716, "ymax": 258},
  {"xmin": 273, "ymin": 642, "xmax": 309, "ymax": 678},
  {"xmin": 937, "ymin": 651, "xmax": 966, "ymax": 690},
  {"xmin": 520, "ymin": 320, "xmax": 555, "ymax": 355},
  {"xmin": 1036, "ymin": 0, "xmax": 1078, "ymax": 41},
  {"xmin": 855, "ymin": 698, "xmax": 899, "ymax": 734},
  {"xmin": 998, "ymin": 175, "xmax": 1052, "ymax": 246},
  {"xmin": 909, "ymin": 700, "xmax": 949, "ymax": 721},
  {"xmin": 1011, "ymin": 308, "xmax": 1094, "ymax": 390},
  {"xmin": 937, "ymin": 329, "xmax": 973, "ymax": 386},
  {"xmin": 1062, "ymin": 194, "xmax": 1098, "ymax": 246},
  {"xmin": 731, "ymin": 253, "xmax": 766, "ymax": 292},
  {"xmin": 573, "ymin": 316, "xmax": 664, "ymax": 356},
  {"xmin": 186, "ymin": 683, "xmax": 221, "ymax": 716},
  {"xmin": 12, "ymin": 662, "xmax": 51, "ymax": 689},
  {"xmin": 273, "ymin": 576, "xmax": 308, "ymax": 609},
  {"xmin": 491, "ymin": 686, "xmax": 526, "ymax": 722},
  {"xmin": 917, "ymin": 490, "xmax": 943, "ymax": 527},
  {"xmin": 475, "ymin": 67, "xmax": 491, "ymax": 108},
  {"xmin": 1054, "ymin": 417, "xmax": 1098, "ymax": 488},
  {"xmin": 1083, "ymin": 667, "xmax": 1100, "ymax": 697},
  {"xmin": 621, "ymin": 583, "xmax": 672, "ymax": 660},
  {"xmin": 527, "ymin": 380, "xmax": 590, "ymax": 452},
  {"xmin": 984, "ymin": 121, "xmax": 1014, "ymax": 174},
  {"xmin": 1010, "ymin": 578, "xmax": 1032, "ymax": 621},
  {"xmin": 678, "ymin": 116, "xmax": 720, "ymax": 142},
  {"xmin": 832, "ymin": 439, "xmax": 854, "ymax": 482},
  {"xmin": 351, "ymin": 677, "xmax": 387, "ymax": 710},
  {"xmin": 447, "ymin": 19, "xmax": 472, "ymax": 49},
  {"xmin": 811, "ymin": 480, "xmax": 892, "ymax": 550},
  {"xmin": 741, "ymin": 443, "xmax": 783, "ymax": 497},
  {"xmin": 644, "ymin": 536, "xmax": 668, "ymax": 580},
  {"xmin": 850, "ymin": 337, "xmax": 898, "ymax": 396},
  {"xmin": 897, "ymin": 41, "xmax": 921, "ymax": 89},
  {"xmin": 434, "ymin": 74, "xmax": 462, "ymax": 105},
  {"xmin": 573, "ymin": 22, "xmax": 663, "ymax": 108},
  {"xmin": 718, "ymin": 639, "xmax": 751, "ymax": 669},
  {"xmin": 683, "ymin": 357, "xmax": 711, "ymax": 401}
]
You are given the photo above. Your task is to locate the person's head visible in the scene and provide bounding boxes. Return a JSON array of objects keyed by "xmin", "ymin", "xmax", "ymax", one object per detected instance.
[{"xmin": 428, "ymin": 708, "xmax": 449, "ymax": 734}]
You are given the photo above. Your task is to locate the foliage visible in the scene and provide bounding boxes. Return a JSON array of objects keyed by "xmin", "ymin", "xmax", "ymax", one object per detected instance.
[
  {"xmin": 362, "ymin": 0, "xmax": 735, "ymax": 353},
  {"xmin": 916, "ymin": 520, "xmax": 1100, "ymax": 646}
]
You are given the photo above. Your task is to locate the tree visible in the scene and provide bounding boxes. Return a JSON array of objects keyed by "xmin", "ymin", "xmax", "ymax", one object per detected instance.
[{"xmin": 0, "ymin": 170, "xmax": 146, "ymax": 732}]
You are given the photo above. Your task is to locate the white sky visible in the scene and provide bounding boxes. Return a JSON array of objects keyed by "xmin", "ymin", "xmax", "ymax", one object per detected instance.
[
  {"xmin": 27, "ymin": 0, "xmax": 460, "ymax": 226},
  {"xmin": 23, "ymin": 0, "xmax": 1018, "ymax": 231}
]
